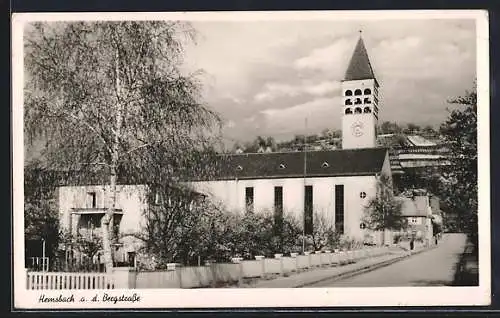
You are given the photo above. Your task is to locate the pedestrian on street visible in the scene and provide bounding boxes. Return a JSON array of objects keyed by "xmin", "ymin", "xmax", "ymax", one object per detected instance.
[{"xmin": 410, "ymin": 238, "xmax": 414, "ymax": 251}]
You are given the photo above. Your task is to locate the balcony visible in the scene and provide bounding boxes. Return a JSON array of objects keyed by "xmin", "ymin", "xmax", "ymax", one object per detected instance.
[
  {"xmin": 70, "ymin": 207, "xmax": 123, "ymax": 215},
  {"xmin": 70, "ymin": 208, "xmax": 123, "ymax": 239}
]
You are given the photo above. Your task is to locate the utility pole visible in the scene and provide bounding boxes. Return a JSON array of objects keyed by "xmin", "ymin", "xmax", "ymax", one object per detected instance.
[{"xmin": 302, "ymin": 118, "xmax": 308, "ymax": 254}]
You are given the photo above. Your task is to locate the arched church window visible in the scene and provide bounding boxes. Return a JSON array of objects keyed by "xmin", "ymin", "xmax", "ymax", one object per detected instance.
[
  {"xmin": 345, "ymin": 90, "xmax": 353, "ymax": 96},
  {"xmin": 354, "ymin": 89, "xmax": 362, "ymax": 96},
  {"xmin": 345, "ymin": 108, "xmax": 353, "ymax": 115},
  {"xmin": 363, "ymin": 107, "xmax": 371, "ymax": 113},
  {"xmin": 345, "ymin": 99, "xmax": 352, "ymax": 106},
  {"xmin": 354, "ymin": 107, "xmax": 362, "ymax": 114},
  {"xmin": 354, "ymin": 98, "xmax": 362, "ymax": 105},
  {"xmin": 364, "ymin": 97, "xmax": 371, "ymax": 104},
  {"xmin": 364, "ymin": 88, "xmax": 371, "ymax": 95}
]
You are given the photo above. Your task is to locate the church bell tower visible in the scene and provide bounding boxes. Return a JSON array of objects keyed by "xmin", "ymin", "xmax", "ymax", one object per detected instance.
[{"xmin": 341, "ymin": 32, "xmax": 380, "ymax": 150}]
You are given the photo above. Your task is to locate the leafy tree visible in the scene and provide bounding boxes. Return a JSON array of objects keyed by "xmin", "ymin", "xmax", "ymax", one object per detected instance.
[
  {"xmin": 220, "ymin": 211, "xmax": 302, "ymax": 258},
  {"xmin": 141, "ymin": 186, "xmax": 232, "ymax": 266},
  {"xmin": 321, "ymin": 128, "xmax": 330, "ymax": 139},
  {"xmin": 305, "ymin": 134, "xmax": 319, "ymax": 143},
  {"xmin": 24, "ymin": 160, "xmax": 60, "ymax": 261},
  {"xmin": 265, "ymin": 136, "xmax": 277, "ymax": 151},
  {"xmin": 423, "ymin": 125, "xmax": 437, "ymax": 135},
  {"xmin": 378, "ymin": 121, "xmax": 403, "ymax": 135},
  {"xmin": 363, "ymin": 174, "xmax": 406, "ymax": 244},
  {"xmin": 405, "ymin": 123, "xmax": 421, "ymax": 134},
  {"xmin": 395, "ymin": 166, "xmax": 443, "ymax": 195},
  {"xmin": 24, "ymin": 21, "xmax": 221, "ymax": 272},
  {"xmin": 74, "ymin": 233, "xmax": 103, "ymax": 261},
  {"xmin": 439, "ymin": 85, "xmax": 477, "ymax": 242},
  {"xmin": 304, "ymin": 211, "xmax": 340, "ymax": 252}
]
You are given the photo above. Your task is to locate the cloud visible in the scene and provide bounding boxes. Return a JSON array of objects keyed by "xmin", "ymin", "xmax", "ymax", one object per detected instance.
[
  {"xmin": 304, "ymin": 81, "xmax": 341, "ymax": 96},
  {"xmin": 293, "ymin": 37, "xmax": 354, "ymax": 75},
  {"xmin": 254, "ymin": 80, "xmax": 340, "ymax": 103},
  {"xmin": 258, "ymin": 97, "xmax": 342, "ymax": 137}
]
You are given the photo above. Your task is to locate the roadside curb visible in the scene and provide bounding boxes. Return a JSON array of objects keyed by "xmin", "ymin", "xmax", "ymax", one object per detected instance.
[{"xmin": 296, "ymin": 245, "xmax": 437, "ymax": 288}]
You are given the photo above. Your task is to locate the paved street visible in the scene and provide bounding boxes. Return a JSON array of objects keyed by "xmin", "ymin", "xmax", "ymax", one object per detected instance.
[{"xmin": 308, "ymin": 233, "xmax": 467, "ymax": 287}]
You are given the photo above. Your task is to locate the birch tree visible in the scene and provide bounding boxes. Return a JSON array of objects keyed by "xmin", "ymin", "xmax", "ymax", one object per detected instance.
[
  {"xmin": 24, "ymin": 21, "xmax": 221, "ymax": 273},
  {"xmin": 363, "ymin": 174, "xmax": 406, "ymax": 244}
]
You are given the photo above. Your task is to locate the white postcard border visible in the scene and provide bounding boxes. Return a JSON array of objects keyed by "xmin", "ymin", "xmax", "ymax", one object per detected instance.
[{"xmin": 12, "ymin": 10, "xmax": 491, "ymax": 309}]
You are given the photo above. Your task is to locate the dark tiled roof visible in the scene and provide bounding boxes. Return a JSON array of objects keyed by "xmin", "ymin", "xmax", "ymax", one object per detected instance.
[
  {"xmin": 343, "ymin": 37, "xmax": 377, "ymax": 83},
  {"xmin": 193, "ymin": 148, "xmax": 388, "ymax": 181}
]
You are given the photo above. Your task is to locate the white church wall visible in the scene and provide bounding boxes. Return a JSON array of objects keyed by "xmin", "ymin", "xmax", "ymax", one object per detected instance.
[{"xmin": 190, "ymin": 174, "xmax": 379, "ymax": 241}]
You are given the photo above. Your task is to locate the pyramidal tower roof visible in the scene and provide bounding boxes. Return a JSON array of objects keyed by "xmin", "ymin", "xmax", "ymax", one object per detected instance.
[{"xmin": 343, "ymin": 33, "xmax": 378, "ymax": 83}]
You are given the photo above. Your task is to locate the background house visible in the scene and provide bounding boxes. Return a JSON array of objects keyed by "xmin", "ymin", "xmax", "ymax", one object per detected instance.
[
  {"xmin": 397, "ymin": 190, "xmax": 437, "ymax": 244},
  {"xmin": 58, "ymin": 184, "xmax": 148, "ymax": 268}
]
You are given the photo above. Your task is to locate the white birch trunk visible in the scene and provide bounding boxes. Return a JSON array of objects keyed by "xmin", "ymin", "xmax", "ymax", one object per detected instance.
[{"xmin": 101, "ymin": 46, "xmax": 123, "ymax": 274}]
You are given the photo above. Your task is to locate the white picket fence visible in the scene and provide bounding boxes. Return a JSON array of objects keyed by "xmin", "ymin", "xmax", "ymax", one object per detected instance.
[{"xmin": 26, "ymin": 271, "xmax": 115, "ymax": 290}]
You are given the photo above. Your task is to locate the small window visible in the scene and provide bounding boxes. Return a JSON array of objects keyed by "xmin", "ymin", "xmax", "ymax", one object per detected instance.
[
  {"xmin": 128, "ymin": 252, "xmax": 136, "ymax": 267},
  {"xmin": 236, "ymin": 165, "xmax": 243, "ymax": 171},
  {"xmin": 354, "ymin": 107, "xmax": 362, "ymax": 114},
  {"xmin": 304, "ymin": 186, "xmax": 313, "ymax": 235},
  {"xmin": 274, "ymin": 187, "xmax": 283, "ymax": 229},
  {"xmin": 322, "ymin": 162, "xmax": 329, "ymax": 168},
  {"xmin": 360, "ymin": 222, "xmax": 366, "ymax": 229},
  {"xmin": 363, "ymin": 106, "xmax": 371, "ymax": 113},
  {"xmin": 354, "ymin": 98, "xmax": 362, "ymax": 105},
  {"xmin": 360, "ymin": 191, "xmax": 367, "ymax": 199},
  {"xmin": 245, "ymin": 187, "xmax": 254, "ymax": 213},
  {"xmin": 354, "ymin": 89, "xmax": 362, "ymax": 96},
  {"xmin": 345, "ymin": 90, "xmax": 353, "ymax": 96},
  {"xmin": 279, "ymin": 163, "xmax": 286, "ymax": 169},
  {"xmin": 345, "ymin": 108, "xmax": 353, "ymax": 115},
  {"xmin": 345, "ymin": 99, "xmax": 352, "ymax": 106},
  {"xmin": 364, "ymin": 88, "xmax": 371, "ymax": 95},
  {"xmin": 364, "ymin": 97, "xmax": 371, "ymax": 104},
  {"xmin": 87, "ymin": 192, "xmax": 97, "ymax": 208}
]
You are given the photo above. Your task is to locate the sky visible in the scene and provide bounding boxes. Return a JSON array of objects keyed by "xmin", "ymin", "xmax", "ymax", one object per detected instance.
[{"xmin": 180, "ymin": 18, "xmax": 477, "ymax": 146}]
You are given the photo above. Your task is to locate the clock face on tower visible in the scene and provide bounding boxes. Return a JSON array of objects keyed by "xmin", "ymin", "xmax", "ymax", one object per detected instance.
[{"xmin": 351, "ymin": 121, "xmax": 364, "ymax": 137}]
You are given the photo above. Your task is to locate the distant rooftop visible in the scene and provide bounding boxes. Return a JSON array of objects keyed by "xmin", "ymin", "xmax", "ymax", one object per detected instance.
[{"xmin": 406, "ymin": 135, "xmax": 437, "ymax": 147}]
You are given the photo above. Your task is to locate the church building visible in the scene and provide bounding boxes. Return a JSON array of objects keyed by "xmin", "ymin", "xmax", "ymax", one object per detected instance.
[{"xmin": 189, "ymin": 34, "xmax": 392, "ymax": 242}]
